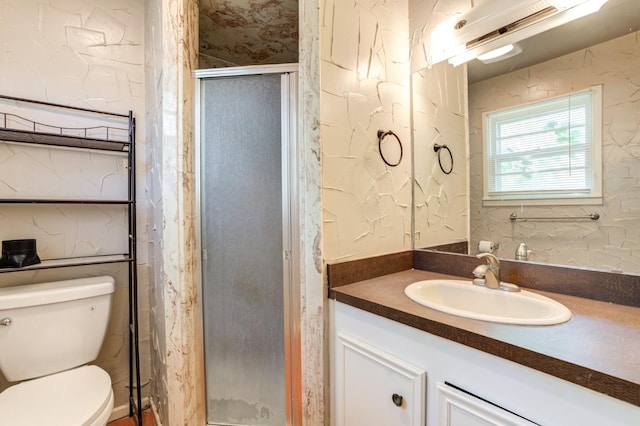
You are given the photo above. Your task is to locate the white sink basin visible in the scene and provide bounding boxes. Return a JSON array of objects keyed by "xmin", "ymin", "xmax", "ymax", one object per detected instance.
[{"xmin": 404, "ymin": 279, "xmax": 572, "ymax": 325}]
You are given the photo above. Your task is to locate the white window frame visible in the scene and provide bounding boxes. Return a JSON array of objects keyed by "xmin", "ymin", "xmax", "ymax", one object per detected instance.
[{"xmin": 482, "ymin": 85, "xmax": 603, "ymax": 206}]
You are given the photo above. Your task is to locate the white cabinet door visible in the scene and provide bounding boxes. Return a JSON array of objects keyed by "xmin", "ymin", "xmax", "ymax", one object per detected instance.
[
  {"xmin": 334, "ymin": 333, "xmax": 426, "ymax": 426},
  {"xmin": 437, "ymin": 382, "xmax": 538, "ymax": 426}
]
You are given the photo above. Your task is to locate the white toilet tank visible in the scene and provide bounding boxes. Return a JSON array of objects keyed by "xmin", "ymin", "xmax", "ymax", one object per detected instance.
[{"xmin": 0, "ymin": 276, "xmax": 115, "ymax": 382}]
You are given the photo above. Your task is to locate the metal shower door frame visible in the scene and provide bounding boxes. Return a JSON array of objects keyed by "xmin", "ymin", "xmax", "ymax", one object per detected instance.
[{"xmin": 194, "ymin": 63, "xmax": 301, "ymax": 426}]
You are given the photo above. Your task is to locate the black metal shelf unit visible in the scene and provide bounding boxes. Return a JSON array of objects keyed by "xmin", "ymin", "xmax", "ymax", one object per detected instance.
[{"xmin": 0, "ymin": 95, "xmax": 143, "ymax": 426}]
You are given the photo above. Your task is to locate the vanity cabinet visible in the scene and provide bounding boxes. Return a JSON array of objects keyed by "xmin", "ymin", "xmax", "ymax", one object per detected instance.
[
  {"xmin": 437, "ymin": 382, "xmax": 536, "ymax": 426},
  {"xmin": 334, "ymin": 333, "xmax": 426, "ymax": 426},
  {"xmin": 331, "ymin": 301, "xmax": 640, "ymax": 426}
]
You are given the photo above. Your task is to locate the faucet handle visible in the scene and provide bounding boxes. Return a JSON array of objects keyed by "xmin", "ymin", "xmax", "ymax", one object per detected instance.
[
  {"xmin": 472, "ymin": 264, "xmax": 488, "ymax": 278},
  {"xmin": 472, "ymin": 264, "xmax": 488, "ymax": 287}
]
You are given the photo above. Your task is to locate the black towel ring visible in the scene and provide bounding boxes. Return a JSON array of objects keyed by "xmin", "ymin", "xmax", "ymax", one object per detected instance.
[
  {"xmin": 433, "ymin": 143, "xmax": 453, "ymax": 174},
  {"xmin": 377, "ymin": 130, "xmax": 403, "ymax": 167}
]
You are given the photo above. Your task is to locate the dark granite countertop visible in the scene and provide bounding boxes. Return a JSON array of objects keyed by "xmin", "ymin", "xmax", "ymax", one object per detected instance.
[{"xmin": 329, "ymin": 268, "xmax": 640, "ymax": 408}]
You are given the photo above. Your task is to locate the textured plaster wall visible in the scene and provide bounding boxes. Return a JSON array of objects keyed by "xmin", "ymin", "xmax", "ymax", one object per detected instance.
[
  {"xmin": 410, "ymin": 0, "xmax": 470, "ymax": 250},
  {"xmin": 199, "ymin": 0, "xmax": 298, "ymax": 68},
  {"xmin": 144, "ymin": 0, "xmax": 202, "ymax": 425},
  {"xmin": 321, "ymin": 0, "xmax": 412, "ymax": 262},
  {"xmin": 469, "ymin": 31, "xmax": 640, "ymax": 273},
  {"xmin": 298, "ymin": 1, "xmax": 325, "ymax": 424},
  {"xmin": 409, "ymin": 0, "xmax": 465, "ymax": 72},
  {"xmin": 319, "ymin": 0, "xmax": 470, "ymax": 257},
  {"xmin": 0, "ymin": 0, "xmax": 149, "ymax": 419},
  {"xmin": 143, "ymin": 0, "xmax": 168, "ymax": 423},
  {"xmin": 412, "ymin": 62, "xmax": 469, "ymax": 249}
]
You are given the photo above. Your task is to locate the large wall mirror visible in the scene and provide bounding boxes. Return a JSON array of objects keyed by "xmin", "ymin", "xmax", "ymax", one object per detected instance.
[{"xmin": 412, "ymin": 0, "xmax": 640, "ymax": 274}]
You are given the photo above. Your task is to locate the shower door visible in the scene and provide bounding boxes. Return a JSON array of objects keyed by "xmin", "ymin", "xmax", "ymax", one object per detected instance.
[{"xmin": 198, "ymin": 66, "xmax": 299, "ymax": 426}]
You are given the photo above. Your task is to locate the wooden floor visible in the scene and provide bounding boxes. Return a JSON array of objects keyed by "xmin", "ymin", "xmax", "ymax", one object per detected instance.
[{"xmin": 107, "ymin": 410, "xmax": 155, "ymax": 426}]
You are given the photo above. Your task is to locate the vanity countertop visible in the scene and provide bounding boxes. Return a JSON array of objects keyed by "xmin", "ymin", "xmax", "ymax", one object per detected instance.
[{"xmin": 329, "ymin": 268, "xmax": 640, "ymax": 408}]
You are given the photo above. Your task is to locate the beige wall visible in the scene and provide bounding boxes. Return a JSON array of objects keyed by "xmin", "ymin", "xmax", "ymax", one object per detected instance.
[
  {"xmin": 298, "ymin": 1, "xmax": 325, "ymax": 424},
  {"xmin": 409, "ymin": 0, "xmax": 467, "ymax": 72},
  {"xmin": 469, "ymin": 31, "xmax": 640, "ymax": 273},
  {"xmin": 0, "ymin": 0, "xmax": 149, "ymax": 420},
  {"xmin": 321, "ymin": 0, "xmax": 412, "ymax": 262},
  {"xmin": 143, "ymin": 0, "xmax": 168, "ymax": 422},
  {"xmin": 409, "ymin": 0, "xmax": 470, "ymax": 250},
  {"xmin": 412, "ymin": 62, "xmax": 469, "ymax": 249},
  {"xmin": 144, "ymin": 0, "xmax": 202, "ymax": 424}
]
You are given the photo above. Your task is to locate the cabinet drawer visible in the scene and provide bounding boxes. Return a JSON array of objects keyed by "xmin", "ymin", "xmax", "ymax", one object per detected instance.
[
  {"xmin": 438, "ymin": 382, "xmax": 538, "ymax": 426},
  {"xmin": 334, "ymin": 333, "xmax": 426, "ymax": 426}
]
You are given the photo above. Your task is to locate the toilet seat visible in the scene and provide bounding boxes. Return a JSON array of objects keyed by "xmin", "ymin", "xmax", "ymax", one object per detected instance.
[{"xmin": 0, "ymin": 365, "xmax": 113, "ymax": 426}]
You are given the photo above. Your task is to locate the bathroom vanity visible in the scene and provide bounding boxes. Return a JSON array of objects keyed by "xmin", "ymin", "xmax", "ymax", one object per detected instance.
[{"xmin": 329, "ymin": 253, "xmax": 640, "ymax": 426}]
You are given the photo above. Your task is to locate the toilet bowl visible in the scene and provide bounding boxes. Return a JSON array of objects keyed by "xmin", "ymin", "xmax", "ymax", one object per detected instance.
[
  {"xmin": 0, "ymin": 276, "xmax": 116, "ymax": 426},
  {"xmin": 0, "ymin": 365, "xmax": 114, "ymax": 426}
]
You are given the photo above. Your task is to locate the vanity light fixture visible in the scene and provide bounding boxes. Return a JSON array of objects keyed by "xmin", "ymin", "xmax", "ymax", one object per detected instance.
[
  {"xmin": 429, "ymin": 0, "xmax": 609, "ymax": 67},
  {"xmin": 477, "ymin": 43, "xmax": 523, "ymax": 63}
]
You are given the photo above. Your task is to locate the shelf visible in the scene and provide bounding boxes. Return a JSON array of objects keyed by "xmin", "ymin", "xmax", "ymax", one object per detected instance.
[
  {"xmin": 0, "ymin": 199, "xmax": 133, "ymax": 205},
  {"xmin": 0, "ymin": 127, "xmax": 130, "ymax": 152},
  {"xmin": 0, "ymin": 254, "xmax": 132, "ymax": 273},
  {"xmin": 0, "ymin": 94, "xmax": 142, "ymax": 425}
]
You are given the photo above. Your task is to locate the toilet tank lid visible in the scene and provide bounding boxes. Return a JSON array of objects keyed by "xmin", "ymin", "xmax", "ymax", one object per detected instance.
[{"xmin": 0, "ymin": 276, "xmax": 115, "ymax": 310}]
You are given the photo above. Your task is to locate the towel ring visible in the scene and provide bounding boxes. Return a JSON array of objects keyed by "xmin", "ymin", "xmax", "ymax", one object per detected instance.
[
  {"xmin": 377, "ymin": 130, "xmax": 403, "ymax": 167},
  {"xmin": 433, "ymin": 143, "xmax": 453, "ymax": 174}
]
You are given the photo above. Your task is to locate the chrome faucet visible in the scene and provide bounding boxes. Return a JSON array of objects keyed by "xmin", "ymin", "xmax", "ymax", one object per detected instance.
[
  {"xmin": 476, "ymin": 253, "xmax": 501, "ymax": 289},
  {"xmin": 474, "ymin": 253, "xmax": 521, "ymax": 292}
]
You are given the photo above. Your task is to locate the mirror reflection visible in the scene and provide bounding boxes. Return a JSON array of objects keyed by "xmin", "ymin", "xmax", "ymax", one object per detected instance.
[{"xmin": 413, "ymin": 0, "xmax": 640, "ymax": 274}]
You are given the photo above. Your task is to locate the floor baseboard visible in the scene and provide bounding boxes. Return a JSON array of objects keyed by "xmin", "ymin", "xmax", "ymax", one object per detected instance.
[{"xmin": 108, "ymin": 396, "xmax": 150, "ymax": 423}]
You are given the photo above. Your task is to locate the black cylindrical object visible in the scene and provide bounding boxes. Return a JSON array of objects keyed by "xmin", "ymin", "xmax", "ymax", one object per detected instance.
[{"xmin": 0, "ymin": 239, "xmax": 41, "ymax": 268}]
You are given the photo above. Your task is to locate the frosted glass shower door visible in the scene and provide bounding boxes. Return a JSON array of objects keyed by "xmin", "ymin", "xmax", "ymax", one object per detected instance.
[{"xmin": 200, "ymin": 72, "xmax": 292, "ymax": 426}]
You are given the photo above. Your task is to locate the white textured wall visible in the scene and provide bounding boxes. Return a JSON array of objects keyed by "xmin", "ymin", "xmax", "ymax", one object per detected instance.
[
  {"xmin": 143, "ymin": 0, "xmax": 168, "ymax": 423},
  {"xmin": 469, "ymin": 31, "xmax": 640, "ymax": 273},
  {"xmin": 0, "ymin": 0, "xmax": 149, "ymax": 419},
  {"xmin": 298, "ymin": 1, "xmax": 325, "ymax": 424},
  {"xmin": 321, "ymin": 0, "xmax": 412, "ymax": 262},
  {"xmin": 412, "ymin": 62, "xmax": 469, "ymax": 249},
  {"xmin": 410, "ymin": 0, "xmax": 470, "ymax": 249},
  {"xmin": 144, "ymin": 0, "xmax": 202, "ymax": 425}
]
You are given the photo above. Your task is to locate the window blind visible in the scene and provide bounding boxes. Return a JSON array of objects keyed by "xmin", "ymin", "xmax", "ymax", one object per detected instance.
[{"xmin": 483, "ymin": 86, "xmax": 602, "ymax": 205}]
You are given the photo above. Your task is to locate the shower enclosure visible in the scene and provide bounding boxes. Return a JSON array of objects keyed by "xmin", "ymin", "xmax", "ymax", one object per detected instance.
[{"xmin": 195, "ymin": 64, "xmax": 300, "ymax": 426}]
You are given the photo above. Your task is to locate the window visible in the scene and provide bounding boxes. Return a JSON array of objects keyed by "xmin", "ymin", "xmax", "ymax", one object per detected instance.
[{"xmin": 483, "ymin": 86, "xmax": 602, "ymax": 206}]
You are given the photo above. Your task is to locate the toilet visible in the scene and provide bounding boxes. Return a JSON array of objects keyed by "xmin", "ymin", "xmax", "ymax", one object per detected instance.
[{"xmin": 0, "ymin": 276, "xmax": 115, "ymax": 425}]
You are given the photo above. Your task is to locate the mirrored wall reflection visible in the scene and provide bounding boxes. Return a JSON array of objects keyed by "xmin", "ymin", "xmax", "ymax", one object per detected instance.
[
  {"xmin": 412, "ymin": 62, "xmax": 468, "ymax": 251},
  {"xmin": 468, "ymin": 30, "xmax": 640, "ymax": 273},
  {"xmin": 412, "ymin": 0, "xmax": 640, "ymax": 274}
]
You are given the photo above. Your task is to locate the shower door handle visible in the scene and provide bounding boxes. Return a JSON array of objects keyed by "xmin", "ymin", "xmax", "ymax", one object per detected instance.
[{"xmin": 0, "ymin": 318, "xmax": 11, "ymax": 326}]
